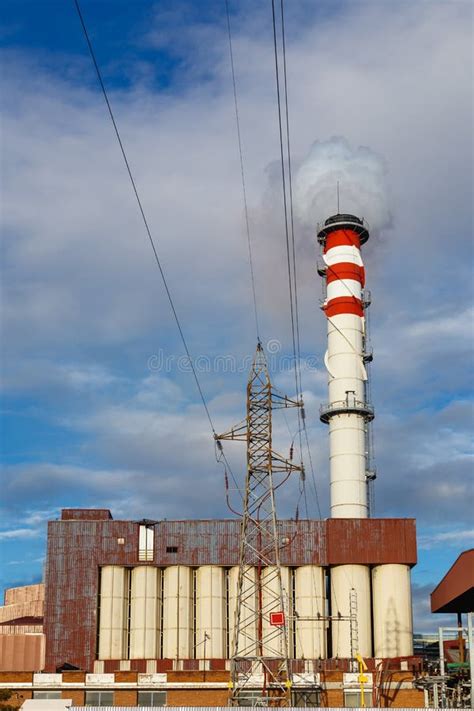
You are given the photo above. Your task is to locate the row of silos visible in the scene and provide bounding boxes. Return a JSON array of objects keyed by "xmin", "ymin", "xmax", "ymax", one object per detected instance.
[
  {"xmin": 330, "ymin": 563, "xmax": 414, "ymax": 658},
  {"xmin": 97, "ymin": 563, "xmax": 412, "ymax": 660}
]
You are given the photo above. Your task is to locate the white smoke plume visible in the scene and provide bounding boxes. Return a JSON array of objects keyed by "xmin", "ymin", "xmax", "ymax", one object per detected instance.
[{"xmin": 293, "ymin": 137, "xmax": 391, "ymax": 234}]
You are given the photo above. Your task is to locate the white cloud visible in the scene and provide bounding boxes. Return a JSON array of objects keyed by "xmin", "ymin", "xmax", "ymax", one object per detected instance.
[
  {"xmin": 419, "ymin": 529, "xmax": 474, "ymax": 550},
  {"xmin": 0, "ymin": 528, "xmax": 38, "ymax": 541},
  {"xmin": 1, "ymin": 0, "xmax": 473, "ymax": 610}
]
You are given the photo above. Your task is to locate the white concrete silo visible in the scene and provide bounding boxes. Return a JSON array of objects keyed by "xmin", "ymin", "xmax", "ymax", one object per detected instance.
[
  {"xmin": 372, "ymin": 564, "xmax": 413, "ymax": 657},
  {"xmin": 129, "ymin": 566, "xmax": 161, "ymax": 659},
  {"xmin": 98, "ymin": 566, "xmax": 129, "ymax": 660},
  {"xmin": 195, "ymin": 565, "xmax": 226, "ymax": 659},
  {"xmin": 294, "ymin": 565, "xmax": 326, "ymax": 659},
  {"xmin": 162, "ymin": 566, "xmax": 193, "ymax": 659}
]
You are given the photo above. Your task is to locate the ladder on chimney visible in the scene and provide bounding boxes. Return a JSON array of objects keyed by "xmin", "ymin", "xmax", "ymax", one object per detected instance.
[{"xmin": 350, "ymin": 587, "xmax": 359, "ymax": 671}]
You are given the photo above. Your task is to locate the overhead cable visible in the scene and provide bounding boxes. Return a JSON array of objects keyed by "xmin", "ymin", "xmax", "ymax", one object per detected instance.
[
  {"xmin": 272, "ymin": 0, "xmax": 323, "ymax": 518},
  {"xmin": 224, "ymin": 0, "xmax": 261, "ymax": 342},
  {"xmin": 73, "ymin": 0, "xmax": 241, "ymax": 497},
  {"xmin": 270, "ymin": 0, "xmax": 302, "ymax": 439}
]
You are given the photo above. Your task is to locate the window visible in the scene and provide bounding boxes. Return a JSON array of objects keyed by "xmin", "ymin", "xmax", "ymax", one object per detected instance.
[
  {"xmin": 236, "ymin": 690, "xmax": 268, "ymax": 706},
  {"xmin": 166, "ymin": 545, "xmax": 178, "ymax": 553},
  {"xmin": 139, "ymin": 524, "xmax": 154, "ymax": 561},
  {"xmin": 33, "ymin": 691, "xmax": 62, "ymax": 699},
  {"xmin": 85, "ymin": 690, "xmax": 114, "ymax": 706},
  {"xmin": 292, "ymin": 690, "xmax": 320, "ymax": 707},
  {"xmin": 138, "ymin": 690, "xmax": 167, "ymax": 707},
  {"xmin": 344, "ymin": 690, "xmax": 365, "ymax": 707}
]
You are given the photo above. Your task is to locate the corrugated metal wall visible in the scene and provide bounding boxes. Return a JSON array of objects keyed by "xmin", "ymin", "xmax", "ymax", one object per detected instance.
[
  {"xmin": 0, "ymin": 633, "xmax": 45, "ymax": 671},
  {"xmin": 44, "ymin": 515, "xmax": 416, "ymax": 672}
]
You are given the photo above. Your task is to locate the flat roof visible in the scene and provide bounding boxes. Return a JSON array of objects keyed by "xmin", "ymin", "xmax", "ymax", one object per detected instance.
[{"xmin": 431, "ymin": 549, "xmax": 474, "ymax": 613}]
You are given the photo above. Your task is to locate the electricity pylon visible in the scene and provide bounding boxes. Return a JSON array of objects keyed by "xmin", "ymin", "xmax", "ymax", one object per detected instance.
[{"xmin": 215, "ymin": 342, "xmax": 303, "ymax": 706}]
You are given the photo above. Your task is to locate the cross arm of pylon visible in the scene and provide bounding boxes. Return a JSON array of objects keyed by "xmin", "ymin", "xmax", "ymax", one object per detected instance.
[
  {"xmin": 213, "ymin": 420, "xmax": 248, "ymax": 442},
  {"xmin": 270, "ymin": 392, "xmax": 303, "ymax": 409},
  {"xmin": 271, "ymin": 450, "xmax": 304, "ymax": 473}
]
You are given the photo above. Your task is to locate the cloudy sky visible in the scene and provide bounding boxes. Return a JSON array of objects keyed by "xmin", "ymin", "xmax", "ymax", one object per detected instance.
[{"xmin": 1, "ymin": 0, "xmax": 472, "ymax": 633}]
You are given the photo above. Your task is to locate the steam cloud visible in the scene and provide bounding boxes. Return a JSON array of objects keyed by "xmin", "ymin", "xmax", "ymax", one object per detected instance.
[{"xmin": 293, "ymin": 137, "xmax": 391, "ymax": 234}]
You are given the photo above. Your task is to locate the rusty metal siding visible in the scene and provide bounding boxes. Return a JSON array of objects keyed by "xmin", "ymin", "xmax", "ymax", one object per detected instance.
[
  {"xmin": 326, "ymin": 519, "xmax": 417, "ymax": 565},
  {"xmin": 431, "ymin": 549, "xmax": 474, "ymax": 613},
  {"xmin": 44, "ymin": 514, "xmax": 416, "ymax": 672},
  {"xmin": 61, "ymin": 509, "xmax": 113, "ymax": 520},
  {"xmin": 44, "ymin": 520, "xmax": 139, "ymax": 672},
  {"xmin": 278, "ymin": 519, "xmax": 327, "ymax": 566},
  {"xmin": 154, "ymin": 519, "xmax": 327, "ymax": 566},
  {"xmin": 155, "ymin": 520, "xmax": 240, "ymax": 566},
  {"xmin": 0, "ymin": 634, "xmax": 45, "ymax": 671}
]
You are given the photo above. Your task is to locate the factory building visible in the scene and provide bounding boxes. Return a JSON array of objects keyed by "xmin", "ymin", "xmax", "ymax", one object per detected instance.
[
  {"xmin": 43, "ymin": 510, "xmax": 417, "ymax": 673},
  {"xmin": 0, "ymin": 510, "xmax": 423, "ymax": 707},
  {"xmin": 0, "ymin": 585, "xmax": 45, "ymax": 673},
  {"xmin": 0, "ymin": 215, "xmax": 428, "ymax": 706}
]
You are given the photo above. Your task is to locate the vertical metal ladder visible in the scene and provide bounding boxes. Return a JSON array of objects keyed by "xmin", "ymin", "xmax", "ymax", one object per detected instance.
[{"xmin": 349, "ymin": 587, "xmax": 359, "ymax": 670}]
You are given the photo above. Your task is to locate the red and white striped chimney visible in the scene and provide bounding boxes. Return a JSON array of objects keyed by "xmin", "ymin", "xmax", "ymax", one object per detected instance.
[{"xmin": 318, "ymin": 214, "xmax": 374, "ymax": 519}]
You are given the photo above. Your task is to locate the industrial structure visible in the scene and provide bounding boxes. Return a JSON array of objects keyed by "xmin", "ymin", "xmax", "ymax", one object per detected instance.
[
  {"xmin": 316, "ymin": 213, "xmax": 414, "ymax": 665},
  {"xmin": 0, "ymin": 511, "xmax": 420, "ymax": 707},
  {"xmin": 214, "ymin": 342, "xmax": 303, "ymax": 704},
  {"xmin": 424, "ymin": 549, "xmax": 474, "ymax": 707},
  {"xmin": 0, "ymin": 214, "xmax": 433, "ymax": 707},
  {"xmin": 0, "ymin": 585, "xmax": 44, "ymax": 672}
]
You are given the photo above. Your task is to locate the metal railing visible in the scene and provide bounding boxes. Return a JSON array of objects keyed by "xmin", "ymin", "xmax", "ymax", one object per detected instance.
[{"xmin": 320, "ymin": 397, "xmax": 374, "ymax": 424}]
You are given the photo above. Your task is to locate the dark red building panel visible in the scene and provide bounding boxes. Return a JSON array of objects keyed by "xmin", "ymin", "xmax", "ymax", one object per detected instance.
[
  {"xmin": 326, "ymin": 518, "xmax": 417, "ymax": 565},
  {"xmin": 44, "ymin": 510, "xmax": 416, "ymax": 672},
  {"xmin": 61, "ymin": 509, "xmax": 113, "ymax": 520},
  {"xmin": 431, "ymin": 549, "xmax": 474, "ymax": 613}
]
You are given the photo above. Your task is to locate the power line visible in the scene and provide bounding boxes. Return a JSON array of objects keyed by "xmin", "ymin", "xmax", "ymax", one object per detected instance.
[
  {"xmin": 224, "ymin": 0, "xmax": 260, "ymax": 342},
  {"xmin": 278, "ymin": 0, "xmax": 304, "ymax": 461},
  {"xmin": 279, "ymin": 0, "xmax": 302, "ymax": 392},
  {"xmin": 270, "ymin": 0, "xmax": 301, "ymax": 437},
  {"xmin": 272, "ymin": 0, "xmax": 323, "ymax": 519},
  {"xmin": 72, "ymin": 0, "xmax": 243, "ymax": 498}
]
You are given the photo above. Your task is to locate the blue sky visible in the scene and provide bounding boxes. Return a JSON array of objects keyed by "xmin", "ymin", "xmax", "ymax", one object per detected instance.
[{"xmin": 1, "ymin": 0, "xmax": 473, "ymax": 633}]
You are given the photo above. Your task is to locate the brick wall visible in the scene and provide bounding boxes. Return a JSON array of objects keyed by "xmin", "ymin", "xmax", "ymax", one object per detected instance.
[
  {"xmin": 114, "ymin": 671, "xmax": 137, "ymax": 683},
  {"xmin": 61, "ymin": 689, "xmax": 84, "ymax": 705},
  {"xmin": 380, "ymin": 687, "xmax": 425, "ymax": 708},
  {"xmin": 325, "ymin": 689, "xmax": 344, "ymax": 706},
  {"xmin": 0, "ymin": 672, "xmax": 33, "ymax": 683},
  {"xmin": 62, "ymin": 671, "xmax": 85, "ymax": 683},
  {"xmin": 114, "ymin": 689, "xmax": 138, "ymax": 705},
  {"xmin": 167, "ymin": 688, "xmax": 230, "ymax": 706}
]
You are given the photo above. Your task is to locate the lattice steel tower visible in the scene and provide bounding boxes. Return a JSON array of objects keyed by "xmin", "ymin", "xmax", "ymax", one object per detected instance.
[{"xmin": 216, "ymin": 342, "xmax": 302, "ymax": 706}]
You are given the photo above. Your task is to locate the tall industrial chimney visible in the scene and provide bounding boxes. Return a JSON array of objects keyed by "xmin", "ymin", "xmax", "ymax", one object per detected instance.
[
  {"xmin": 318, "ymin": 213, "xmax": 373, "ymax": 517},
  {"xmin": 318, "ymin": 213, "xmax": 374, "ymax": 657}
]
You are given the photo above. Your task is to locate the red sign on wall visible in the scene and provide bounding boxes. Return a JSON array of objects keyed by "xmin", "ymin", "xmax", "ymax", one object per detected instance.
[{"xmin": 269, "ymin": 611, "xmax": 285, "ymax": 626}]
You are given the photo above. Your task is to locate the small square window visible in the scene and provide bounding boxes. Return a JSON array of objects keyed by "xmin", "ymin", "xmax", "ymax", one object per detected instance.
[
  {"xmin": 292, "ymin": 690, "xmax": 320, "ymax": 707},
  {"xmin": 166, "ymin": 546, "xmax": 178, "ymax": 553},
  {"xmin": 33, "ymin": 691, "xmax": 62, "ymax": 699},
  {"xmin": 138, "ymin": 690, "xmax": 167, "ymax": 706},
  {"xmin": 236, "ymin": 690, "xmax": 268, "ymax": 706},
  {"xmin": 117, "ymin": 537, "xmax": 125, "ymax": 545},
  {"xmin": 85, "ymin": 690, "xmax": 114, "ymax": 706},
  {"xmin": 344, "ymin": 690, "xmax": 364, "ymax": 707}
]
